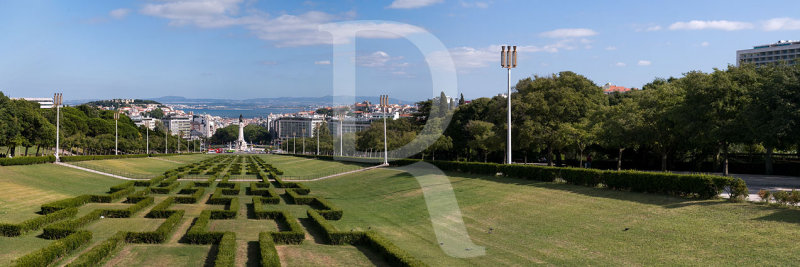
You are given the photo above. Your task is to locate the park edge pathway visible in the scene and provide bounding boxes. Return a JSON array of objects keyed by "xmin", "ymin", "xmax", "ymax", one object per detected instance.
[{"xmin": 281, "ymin": 163, "xmax": 388, "ymax": 182}]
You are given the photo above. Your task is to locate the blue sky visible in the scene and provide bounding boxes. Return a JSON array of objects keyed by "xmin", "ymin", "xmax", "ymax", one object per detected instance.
[{"xmin": 3, "ymin": 0, "xmax": 800, "ymax": 102}]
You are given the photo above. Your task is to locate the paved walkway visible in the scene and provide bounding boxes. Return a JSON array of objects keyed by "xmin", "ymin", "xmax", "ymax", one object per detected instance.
[{"xmin": 714, "ymin": 172, "xmax": 800, "ymax": 201}]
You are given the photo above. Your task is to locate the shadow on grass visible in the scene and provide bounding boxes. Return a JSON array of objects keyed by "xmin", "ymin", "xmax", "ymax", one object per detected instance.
[
  {"xmin": 203, "ymin": 243, "xmax": 219, "ymax": 267},
  {"xmin": 355, "ymin": 245, "xmax": 391, "ymax": 267},
  {"xmin": 297, "ymin": 217, "xmax": 326, "ymax": 244},
  {"xmin": 754, "ymin": 207, "xmax": 800, "ymax": 224}
]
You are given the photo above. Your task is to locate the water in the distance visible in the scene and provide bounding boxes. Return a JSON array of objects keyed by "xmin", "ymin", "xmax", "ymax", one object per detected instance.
[{"xmin": 183, "ymin": 107, "xmax": 305, "ymax": 118}]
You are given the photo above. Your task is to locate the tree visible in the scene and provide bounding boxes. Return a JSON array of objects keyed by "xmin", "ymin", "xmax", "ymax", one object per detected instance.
[
  {"xmin": 596, "ymin": 97, "xmax": 642, "ymax": 171},
  {"xmin": 636, "ymin": 78, "xmax": 686, "ymax": 171},
  {"xmin": 465, "ymin": 120, "xmax": 496, "ymax": 162},
  {"xmin": 458, "ymin": 93, "xmax": 465, "ymax": 105}
]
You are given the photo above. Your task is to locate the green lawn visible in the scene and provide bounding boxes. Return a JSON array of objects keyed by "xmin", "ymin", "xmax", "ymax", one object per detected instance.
[
  {"xmin": 70, "ymin": 154, "xmax": 212, "ymax": 178},
  {"xmin": 102, "ymin": 244, "xmax": 212, "ymax": 267},
  {"xmin": 305, "ymin": 167, "xmax": 800, "ymax": 265},
  {"xmin": 0, "ymin": 164, "xmax": 121, "ymax": 223},
  {"xmin": 260, "ymin": 154, "xmax": 370, "ymax": 180}
]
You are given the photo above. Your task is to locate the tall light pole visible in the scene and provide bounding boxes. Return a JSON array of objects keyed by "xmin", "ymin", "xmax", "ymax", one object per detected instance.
[
  {"xmin": 293, "ymin": 132, "xmax": 296, "ymax": 154},
  {"xmin": 338, "ymin": 115, "xmax": 344, "ymax": 156},
  {"xmin": 146, "ymin": 122, "xmax": 149, "ymax": 155},
  {"xmin": 114, "ymin": 111, "xmax": 120, "ymax": 155},
  {"xmin": 380, "ymin": 95, "xmax": 389, "ymax": 165},
  {"xmin": 316, "ymin": 122, "xmax": 320, "ymax": 155},
  {"xmin": 501, "ymin": 45, "xmax": 517, "ymax": 164},
  {"xmin": 53, "ymin": 93, "xmax": 62, "ymax": 162},
  {"xmin": 165, "ymin": 125, "xmax": 168, "ymax": 154}
]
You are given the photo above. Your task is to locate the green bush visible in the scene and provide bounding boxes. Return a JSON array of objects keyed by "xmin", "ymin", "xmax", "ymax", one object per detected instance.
[
  {"xmin": 0, "ymin": 207, "xmax": 77, "ymax": 237},
  {"xmin": 214, "ymin": 232, "xmax": 236, "ymax": 267},
  {"xmin": 109, "ymin": 181, "xmax": 135, "ymax": 193},
  {"xmin": 259, "ymin": 232, "xmax": 281, "ymax": 267},
  {"xmin": 66, "ymin": 231, "xmax": 126, "ymax": 267},
  {"xmin": 306, "ymin": 210, "xmax": 362, "ymax": 245},
  {"xmin": 175, "ymin": 188, "xmax": 205, "ymax": 204},
  {"xmin": 285, "ymin": 189, "xmax": 313, "ymax": 205},
  {"xmin": 149, "ymin": 181, "xmax": 179, "ymax": 194},
  {"xmin": 313, "ymin": 198, "xmax": 344, "ymax": 220},
  {"xmin": 13, "ymin": 230, "xmax": 92, "ymax": 267},
  {"xmin": 358, "ymin": 231, "xmax": 427, "ymax": 267},
  {"xmin": 125, "ymin": 210, "xmax": 184, "ymax": 243},
  {"xmin": 100, "ymin": 196, "xmax": 154, "ymax": 218},
  {"xmin": 210, "ymin": 197, "xmax": 238, "ymax": 219},
  {"xmin": 41, "ymin": 195, "xmax": 92, "ymax": 214},
  {"xmin": 728, "ymin": 178, "xmax": 749, "ymax": 202},
  {"xmin": 0, "ymin": 155, "xmax": 55, "ymax": 166},
  {"xmin": 147, "ymin": 197, "xmax": 175, "ymax": 218},
  {"xmin": 91, "ymin": 186, "xmax": 135, "ymax": 203},
  {"xmin": 184, "ymin": 211, "xmax": 223, "ymax": 244},
  {"xmin": 773, "ymin": 191, "xmax": 790, "ymax": 205},
  {"xmin": 43, "ymin": 210, "xmax": 103, "ymax": 239}
]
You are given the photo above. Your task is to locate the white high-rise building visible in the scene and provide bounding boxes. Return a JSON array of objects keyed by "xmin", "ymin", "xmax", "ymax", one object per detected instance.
[{"xmin": 737, "ymin": 40, "xmax": 800, "ymax": 66}]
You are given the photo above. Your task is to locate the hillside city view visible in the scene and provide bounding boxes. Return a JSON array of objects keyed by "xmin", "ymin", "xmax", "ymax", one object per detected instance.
[{"xmin": 3, "ymin": 0, "xmax": 800, "ymax": 266}]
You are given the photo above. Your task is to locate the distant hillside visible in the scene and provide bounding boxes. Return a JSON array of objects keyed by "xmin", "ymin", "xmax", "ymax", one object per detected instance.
[
  {"xmin": 149, "ymin": 95, "xmax": 416, "ymax": 106},
  {"xmin": 84, "ymin": 99, "xmax": 161, "ymax": 108}
]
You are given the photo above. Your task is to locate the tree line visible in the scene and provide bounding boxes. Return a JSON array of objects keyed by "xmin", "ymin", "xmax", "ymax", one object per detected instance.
[
  {"xmin": 286, "ymin": 64, "xmax": 800, "ymax": 175},
  {"xmin": 0, "ymin": 92, "xmax": 202, "ymax": 157}
]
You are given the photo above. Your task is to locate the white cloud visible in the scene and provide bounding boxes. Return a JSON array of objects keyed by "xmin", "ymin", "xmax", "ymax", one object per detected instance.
[
  {"xmin": 357, "ymin": 51, "xmax": 402, "ymax": 67},
  {"xmin": 645, "ymin": 25, "xmax": 662, "ymax": 31},
  {"xmin": 460, "ymin": 1, "xmax": 490, "ymax": 8},
  {"xmin": 110, "ymin": 8, "xmax": 130, "ymax": 19},
  {"xmin": 540, "ymin": 28, "xmax": 598, "ymax": 38},
  {"xmin": 615, "ymin": 62, "xmax": 626, "ymax": 67},
  {"xmin": 140, "ymin": 1, "xmax": 424, "ymax": 47},
  {"xmin": 763, "ymin": 18, "xmax": 800, "ymax": 31},
  {"xmin": 314, "ymin": 60, "xmax": 331, "ymax": 65},
  {"xmin": 387, "ymin": 0, "xmax": 444, "ymax": 9},
  {"xmin": 638, "ymin": 60, "xmax": 651, "ymax": 66},
  {"xmin": 668, "ymin": 20, "xmax": 753, "ymax": 31},
  {"xmin": 605, "ymin": 46, "xmax": 617, "ymax": 51},
  {"xmin": 428, "ymin": 42, "xmax": 584, "ymax": 70},
  {"xmin": 700, "ymin": 41, "xmax": 710, "ymax": 47}
]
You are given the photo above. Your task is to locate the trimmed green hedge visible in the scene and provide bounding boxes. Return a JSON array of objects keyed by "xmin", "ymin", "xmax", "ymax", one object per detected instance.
[
  {"xmin": 109, "ymin": 181, "xmax": 135, "ymax": 193},
  {"xmin": 0, "ymin": 207, "xmax": 77, "ymax": 237},
  {"xmin": 359, "ymin": 231, "xmax": 427, "ymax": 267},
  {"xmin": 43, "ymin": 210, "xmax": 103, "ymax": 239},
  {"xmin": 259, "ymin": 232, "xmax": 280, "ymax": 267},
  {"xmin": 149, "ymin": 181, "xmax": 179, "ymax": 194},
  {"xmin": 102, "ymin": 196, "xmax": 154, "ymax": 218},
  {"xmin": 125, "ymin": 210, "xmax": 184, "ymax": 243},
  {"xmin": 147, "ymin": 197, "xmax": 175, "ymax": 218},
  {"xmin": 90, "ymin": 186, "xmax": 135, "ymax": 203},
  {"xmin": 306, "ymin": 210, "xmax": 362, "ymax": 245},
  {"xmin": 41, "ymin": 195, "xmax": 92, "ymax": 214},
  {"xmin": 0, "ymin": 155, "xmax": 55, "ymax": 166},
  {"xmin": 388, "ymin": 159, "xmax": 733, "ymax": 199},
  {"xmin": 175, "ymin": 188, "xmax": 205, "ymax": 204},
  {"xmin": 66, "ymin": 231, "xmax": 126, "ymax": 267},
  {"xmin": 12, "ymin": 230, "xmax": 92, "ymax": 267},
  {"xmin": 211, "ymin": 197, "xmax": 238, "ymax": 219},
  {"xmin": 215, "ymin": 232, "xmax": 236, "ymax": 267},
  {"xmin": 184, "ymin": 211, "xmax": 224, "ymax": 244},
  {"xmin": 285, "ymin": 189, "xmax": 313, "ymax": 205}
]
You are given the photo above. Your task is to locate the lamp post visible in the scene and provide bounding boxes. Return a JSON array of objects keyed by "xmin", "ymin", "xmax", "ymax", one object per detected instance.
[
  {"xmin": 114, "ymin": 111, "xmax": 120, "ymax": 155},
  {"xmin": 53, "ymin": 93, "xmax": 62, "ymax": 162},
  {"xmin": 338, "ymin": 115, "xmax": 343, "ymax": 156},
  {"xmin": 316, "ymin": 122, "xmax": 320, "ymax": 155},
  {"xmin": 501, "ymin": 45, "xmax": 517, "ymax": 164},
  {"xmin": 380, "ymin": 95, "xmax": 389, "ymax": 165},
  {"xmin": 146, "ymin": 123, "xmax": 149, "ymax": 155},
  {"xmin": 165, "ymin": 126, "xmax": 168, "ymax": 154},
  {"xmin": 293, "ymin": 132, "xmax": 296, "ymax": 154}
]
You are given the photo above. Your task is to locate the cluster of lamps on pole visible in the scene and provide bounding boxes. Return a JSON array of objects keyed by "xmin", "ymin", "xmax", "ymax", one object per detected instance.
[{"xmin": 501, "ymin": 45, "xmax": 517, "ymax": 164}]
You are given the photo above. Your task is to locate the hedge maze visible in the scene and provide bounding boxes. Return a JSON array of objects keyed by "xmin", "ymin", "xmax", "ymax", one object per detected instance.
[{"xmin": 3, "ymin": 155, "xmax": 423, "ymax": 266}]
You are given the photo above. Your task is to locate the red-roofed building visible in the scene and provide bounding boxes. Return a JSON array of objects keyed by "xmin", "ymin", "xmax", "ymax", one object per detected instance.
[{"xmin": 602, "ymin": 83, "xmax": 632, "ymax": 94}]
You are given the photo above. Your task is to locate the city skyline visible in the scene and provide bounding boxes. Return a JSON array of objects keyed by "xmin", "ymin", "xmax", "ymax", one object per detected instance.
[{"xmin": 4, "ymin": 0, "xmax": 800, "ymax": 101}]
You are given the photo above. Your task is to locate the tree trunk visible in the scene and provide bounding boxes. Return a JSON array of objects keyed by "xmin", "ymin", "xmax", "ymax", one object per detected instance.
[
  {"xmin": 484, "ymin": 151, "xmax": 488, "ymax": 163},
  {"xmin": 24, "ymin": 146, "xmax": 29, "ymax": 156},
  {"xmin": 579, "ymin": 149, "xmax": 584, "ymax": 168},
  {"xmin": 617, "ymin": 147, "xmax": 624, "ymax": 171},
  {"xmin": 723, "ymin": 144, "xmax": 729, "ymax": 176},
  {"xmin": 547, "ymin": 146, "xmax": 554, "ymax": 166},
  {"xmin": 36, "ymin": 146, "xmax": 41, "ymax": 157},
  {"xmin": 555, "ymin": 150, "xmax": 563, "ymax": 167},
  {"xmin": 765, "ymin": 146, "xmax": 774, "ymax": 175},
  {"xmin": 661, "ymin": 152, "xmax": 667, "ymax": 172}
]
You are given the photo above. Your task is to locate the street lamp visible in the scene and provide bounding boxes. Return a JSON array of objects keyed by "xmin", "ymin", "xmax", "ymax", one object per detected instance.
[
  {"xmin": 316, "ymin": 122, "xmax": 320, "ymax": 156},
  {"xmin": 293, "ymin": 132, "xmax": 296, "ymax": 154},
  {"xmin": 338, "ymin": 115, "xmax": 343, "ymax": 156},
  {"xmin": 146, "ymin": 122, "xmax": 149, "ymax": 155},
  {"xmin": 53, "ymin": 93, "xmax": 62, "ymax": 162},
  {"xmin": 380, "ymin": 95, "xmax": 389, "ymax": 165},
  {"xmin": 114, "ymin": 111, "xmax": 120, "ymax": 155},
  {"xmin": 165, "ymin": 126, "xmax": 168, "ymax": 154},
  {"xmin": 501, "ymin": 45, "xmax": 517, "ymax": 164}
]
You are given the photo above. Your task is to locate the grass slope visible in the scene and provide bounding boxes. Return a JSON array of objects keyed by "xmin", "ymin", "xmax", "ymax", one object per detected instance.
[
  {"xmin": 307, "ymin": 167, "xmax": 800, "ymax": 265},
  {"xmin": 260, "ymin": 154, "xmax": 369, "ymax": 180},
  {"xmin": 71, "ymin": 154, "xmax": 211, "ymax": 178}
]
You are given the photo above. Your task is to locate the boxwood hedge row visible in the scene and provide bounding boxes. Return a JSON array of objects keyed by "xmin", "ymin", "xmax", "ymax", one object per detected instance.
[
  {"xmin": 0, "ymin": 155, "xmax": 55, "ymax": 166},
  {"xmin": 41, "ymin": 195, "xmax": 92, "ymax": 214},
  {"xmin": 0, "ymin": 207, "xmax": 77, "ymax": 237},
  {"xmin": 175, "ymin": 188, "xmax": 205, "ymax": 204},
  {"xmin": 125, "ymin": 210, "xmax": 184, "ymax": 243},
  {"xmin": 387, "ymin": 159, "xmax": 733, "ymax": 199},
  {"xmin": 147, "ymin": 197, "xmax": 175, "ymax": 218},
  {"xmin": 65, "ymin": 231, "xmax": 126, "ymax": 267},
  {"xmin": 12, "ymin": 230, "xmax": 92, "ymax": 267},
  {"xmin": 109, "ymin": 181, "xmax": 135, "ymax": 193},
  {"xmin": 214, "ymin": 232, "xmax": 237, "ymax": 267},
  {"xmin": 90, "ymin": 186, "xmax": 135, "ymax": 203},
  {"xmin": 259, "ymin": 232, "xmax": 280, "ymax": 267}
]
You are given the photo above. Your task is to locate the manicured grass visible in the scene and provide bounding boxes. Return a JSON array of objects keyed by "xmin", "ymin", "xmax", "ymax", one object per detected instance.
[
  {"xmin": 70, "ymin": 154, "xmax": 211, "ymax": 178},
  {"xmin": 260, "ymin": 154, "xmax": 369, "ymax": 180},
  {"xmin": 103, "ymin": 244, "xmax": 212, "ymax": 267},
  {"xmin": 0, "ymin": 232, "xmax": 53, "ymax": 266},
  {"xmin": 305, "ymin": 167, "xmax": 800, "ymax": 265},
  {"xmin": 276, "ymin": 243, "xmax": 382, "ymax": 267},
  {"xmin": 0, "ymin": 164, "xmax": 121, "ymax": 223}
]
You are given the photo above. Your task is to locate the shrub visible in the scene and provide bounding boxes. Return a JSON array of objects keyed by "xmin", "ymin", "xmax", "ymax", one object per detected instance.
[
  {"xmin": 259, "ymin": 232, "xmax": 281, "ymax": 267},
  {"xmin": 66, "ymin": 231, "xmax": 126, "ymax": 267},
  {"xmin": 214, "ymin": 232, "xmax": 236, "ymax": 267},
  {"xmin": 728, "ymin": 178, "xmax": 749, "ymax": 202},
  {"xmin": 135, "ymin": 175, "xmax": 166, "ymax": 187},
  {"xmin": 125, "ymin": 210, "xmax": 184, "ymax": 243},
  {"xmin": 12, "ymin": 231, "xmax": 92, "ymax": 267},
  {"xmin": 41, "ymin": 195, "xmax": 92, "ymax": 214},
  {"xmin": 109, "ymin": 181, "xmax": 135, "ymax": 193},
  {"xmin": 0, "ymin": 155, "xmax": 55, "ymax": 166},
  {"xmin": 149, "ymin": 181, "xmax": 179, "ymax": 194},
  {"xmin": 773, "ymin": 191, "xmax": 790, "ymax": 205},
  {"xmin": 210, "ymin": 197, "xmax": 238, "ymax": 219},
  {"xmin": 790, "ymin": 190, "xmax": 800, "ymax": 206},
  {"xmin": 184, "ymin": 211, "xmax": 224, "ymax": 244},
  {"xmin": 0, "ymin": 207, "xmax": 78, "ymax": 237},
  {"xmin": 147, "ymin": 197, "xmax": 175, "ymax": 218},
  {"xmin": 285, "ymin": 189, "xmax": 313, "ymax": 205},
  {"xmin": 358, "ymin": 231, "xmax": 427, "ymax": 267},
  {"xmin": 758, "ymin": 189, "xmax": 771, "ymax": 203},
  {"xmin": 175, "ymin": 188, "xmax": 205, "ymax": 204},
  {"xmin": 313, "ymin": 198, "xmax": 344, "ymax": 220},
  {"xmin": 91, "ymin": 186, "xmax": 135, "ymax": 203},
  {"xmin": 43, "ymin": 210, "xmax": 103, "ymax": 239},
  {"xmin": 101, "ymin": 196, "xmax": 154, "ymax": 218},
  {"xmin": 306, "ymin": 210, "xmax": 362, "ymax": 245}
]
